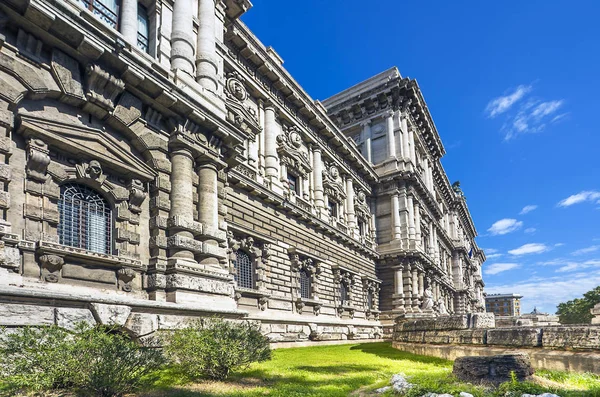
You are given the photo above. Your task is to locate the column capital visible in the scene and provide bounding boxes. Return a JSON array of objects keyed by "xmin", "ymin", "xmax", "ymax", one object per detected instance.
[
  {"xmin": 384, "ymin": 109, "xmax": 395, "ymax": 118},
  {"xmin": 360, "ymin": 119, "xmax": 372, "ymax": 128}
]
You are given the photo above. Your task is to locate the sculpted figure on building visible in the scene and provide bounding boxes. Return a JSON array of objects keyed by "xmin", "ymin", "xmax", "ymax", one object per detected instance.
[{"xmin": 0, "ymin": 0, "xmax": 485, "ymax": 341}]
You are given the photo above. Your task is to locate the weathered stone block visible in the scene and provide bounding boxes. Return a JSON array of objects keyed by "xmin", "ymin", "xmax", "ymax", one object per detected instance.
[
  {"xmin": 125, "ymin": 313, "xmax": 158, "ymax": 336},
  {"xmin": 453, "ymin": 354, "xmax": 534, "ymax": 385},
  {"xmin": 0, "ymin": 303, "xmax": 55, "ymax": 326},
  {"xmin": 542, "ymin": 326, "xmax": 600, "ymax": 349},
  {"xmin": 471, "ymin": 313, "xmax": 495, "ymax": 329},
  {"xmin": 487, "ymin": 328, "xmax": 542, "ymax": 347},
  {"xmin": 90, "ymin": 303, "xmax": 132, "ymax": 327},
  {"xmin": 55, "ymin": 308, "xmax": 96, "ymax": 330}
]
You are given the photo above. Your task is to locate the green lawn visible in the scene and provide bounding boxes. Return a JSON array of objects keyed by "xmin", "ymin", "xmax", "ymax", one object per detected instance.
[{"xmin": 139, "ymin": 342, "xmax": 600, "ymax": 397}]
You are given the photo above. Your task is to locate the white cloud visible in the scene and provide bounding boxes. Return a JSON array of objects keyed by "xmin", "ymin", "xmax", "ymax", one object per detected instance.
[
  {"xmin": 558, "ymin": 191, "xmax": 600, "ymax": 207},
  {"xmin": 554, "ymin": 243, "xmax": 565, "ymax": 247},
  {"xmin": 524, "ymin": 228, "xmax": 537, "ymax": 234},
  {"xmin": 486, "ymin": 270, "xmax": 600, "ymax": 314},
  {"xmin": 557, "ymin": 260, "xmax": 600, "ymax": 273},
  {"xmin": 485, "ymin": 85, "xmax": 531, "ymax": 118},
  {"xmin": 519, "ymin": 205, "xmax": 538, "ymax": 215},
  {"xmin": 487, "ymin": 218, "xmax": 523, "ymax": 235},
  {"xmin": 508, "ymin": 243, "xmax": 549, "ymax": 256},
  {"xmin": 504, "ymin": 100, "xmax": 565, "ymax": 140},
  {"xmin": 487, "ymin": 253, "xmax": 503, "ymax": 259},
  {"xmin": 571, "ymin": 245, "xmax": 600, "ymax": 256},
  {"xmin": 484, "ymin": 248, "xmax": 499, "ymax": 254},
  {"xmin": 484, "ymin": 263, "xmax": 520, "ymax": 275}
]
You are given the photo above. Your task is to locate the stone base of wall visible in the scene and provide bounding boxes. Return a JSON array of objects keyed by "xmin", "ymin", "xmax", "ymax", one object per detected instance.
[
  {"xmin": 393, "ymin": 342, "xmax": 600, "ymax": 374},
  {"xmin": 0, "ymin": 285, "xmax": 383, "ymax": 344}
]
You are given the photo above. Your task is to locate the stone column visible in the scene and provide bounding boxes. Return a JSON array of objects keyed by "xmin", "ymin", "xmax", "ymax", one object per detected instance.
[
  {"xmin": 418, "ymin": 272, "xmax": 424, "ymax": 297},
  {"xmin": 313, "ymin": 147, "xmax": 324, "ymax": 212},
  {"xmin": 404, "ymin": 265, "xmax": 413, "ymax": 313},
  {"xmin": 258, "ymin": 101, "xmax": 266, "ymax": 176},
  {"xmin": 346, "ymin": 177, "xmax": 356, "ymax": 231},
  {"xmin": 120, "ymin": 0, "xmax": 139, "ymax": 46},
  {"xmin": 412, "ymin": 268, "xmax": 420, "ymax": 312},
  {"xmin": 386, "ymin": 110, "xmax": 396, "ymax": 158},
  {"xmin": 408, "ymin": 126, "xmax": 416, "ymax": 164},
  {"xmin": 197, "ymin": 162, "xmax": 219, "ymax": 266},
  {"xmin": 391, "ymin": 192, "xmax": 401, "ymax": 240},
  {"xmin": 264, "ymin": 103, "xmax": 279, "ymax": 181},
  {"xmin": 393, "ymin": 266, "xmax": 405, "ymax": 312},
  {"xmin": 370, "ymin": 201, "xmax": 377, "ymax": 240},
  {"xmin": 169, "ymin": 149, "xmax": 195, "ymax": 261},
  {"xmin": 170, "ymin": 0, "xmax": 195, "ymax": 74},
  {"xmin": 196, "ymin": 0, "xmax": 218, "ymax": 91},
  {"xmin": 401, "ymin": 114, "xmax": 410, "ymax": 160},
  {"xmin": 414, "ymin": 201, "xmax": 422, "ymax": 248},
  {"xmin": 361, "ymin": 121, "xmax": 372, "ymax": 163},
  {"xmin": 407, "ymin": 194, "xmax": 416, "ymax": 242}
]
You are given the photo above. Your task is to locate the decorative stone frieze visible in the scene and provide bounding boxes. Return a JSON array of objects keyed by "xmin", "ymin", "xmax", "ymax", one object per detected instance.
[
  {"xmin": 117, "ymin": 267, "xmax": 136, "ymax": 292},
  {"xmin": 224, "ymin": 72, "xmax": 261, "ymax": 137}
]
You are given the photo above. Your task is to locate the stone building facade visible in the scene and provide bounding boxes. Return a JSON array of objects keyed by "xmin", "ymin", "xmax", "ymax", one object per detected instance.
[
  {"xmin": 0, "ymin": 0, "xmax": 485, "ymax": 342},
  {"xmin": 485, "ymin": 293, "xmax": 522, "ymax": 316}
]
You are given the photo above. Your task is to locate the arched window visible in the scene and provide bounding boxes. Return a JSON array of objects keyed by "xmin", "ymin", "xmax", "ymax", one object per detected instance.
[
  {"xmin": 234, "ymin": 250, "xmax": 254, "ymax": 289},
  {"xmin": 340, "ymin": 283, "xmax": 348, "ymax": 305},
  {"xmin": 299, "ymin": 269, "xmax": 311, "ymax": 299},
  {"xmin": 58, "ymin": 184, "xmax": 112, "ymax": 254}
]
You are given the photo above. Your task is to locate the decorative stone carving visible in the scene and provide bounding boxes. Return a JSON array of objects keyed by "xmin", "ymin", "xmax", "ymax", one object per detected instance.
[
  {"xmin": 313, "ymin": 303, "xmax": 322, "ymax": 316},
  {"xmin": 224, "ymin": 72, "xmax": 261, "ymax": 137},
  {"xmin": 227, "ymin": 232, "xmax": 270, "ymax": 292},
  {"xmin": 128, "ymin": 179, "xmax": 146, "ymax": 214},
  {"xmin": 39, "ymin": 254, "xmax": 64, "ymax": 283},
  {"xmin": 322, "ymin": 162, "xmax": 346, "ymax": 203},
  {"xmin": 26, "ymin": 139, "xmax": 50, "ymax": 182},
  {"xmin": 117, "ymin": 268, "xmax": 136, "ymax": 292},
  {"xmin": 354, "ymin": 188, "xmax": 371, "ymax": 221},
  {"xmin": 85, "ymin": 64, "xmax": 125, "ymax": 111},
  {"xmin": 295, "ymin": 298, "xmax": 305, "ymax": 314},
  {"xmin": 258, "ymin": 296, "xmax": 269, "ymax": 311},
  {"xmin": 277, "ymin": 126, "xmax": 312, "ymax": 177},
  {"xmin": 87, "ymin": 159, "xmax": 103, "ymax": 180}
]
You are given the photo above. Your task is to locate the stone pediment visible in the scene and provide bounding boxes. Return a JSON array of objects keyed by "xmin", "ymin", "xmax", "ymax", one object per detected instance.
[
  {"xmin": 17, "ymin": 114, "xmax": 155, "ymax": 182},
  {"xmin": 322, "ymin": 163, "xmax": 346, "ymax": 202},
  {"xmin": 224, "ymin": 72, "xmax": 261, "ymax": 138}
]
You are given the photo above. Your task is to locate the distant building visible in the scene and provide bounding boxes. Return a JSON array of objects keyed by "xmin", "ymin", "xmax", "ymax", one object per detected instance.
[{"xmin": 485, "ymin": 294, "xmax": 522, "ymax": 316}]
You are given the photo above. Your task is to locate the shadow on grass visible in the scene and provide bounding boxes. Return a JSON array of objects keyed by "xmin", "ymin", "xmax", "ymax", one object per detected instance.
[{"xmin": 349, "ymin": 342, "xmax": 451, "ymax": 366}]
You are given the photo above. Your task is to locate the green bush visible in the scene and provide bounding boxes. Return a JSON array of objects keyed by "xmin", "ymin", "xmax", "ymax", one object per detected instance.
[
  {"xmin": 69, "ymin": 326, "xmax": 165, "ymax": 397},
  {"xmin": 0, "ymin": 324, "xmax": 165, "ymax": 397},
  {"xmin": 164, "ymin": 318, "xmax": 271, "ymax": 380},
  {"xmin": 0, "ymin": 325, "xmax": 74, "ymax": 392}
]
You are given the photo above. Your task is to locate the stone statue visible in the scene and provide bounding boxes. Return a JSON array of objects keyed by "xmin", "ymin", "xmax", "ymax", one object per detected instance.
[
  {"xmin": 437, "ymin": 298, "xmax": 448, "ymax": 315},
  {"xmin": 421, "ymin": 286, "xmax": 434, "ymax": 311},
  {"xmin": 452, "ymin": 181, "xmax": 464, "ymax": 197}
]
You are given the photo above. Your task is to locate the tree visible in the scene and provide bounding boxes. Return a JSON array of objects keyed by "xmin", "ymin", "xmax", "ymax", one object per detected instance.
[{"xmin": 556, "ymin": 286, "xmax": 600, "ymax": 324}]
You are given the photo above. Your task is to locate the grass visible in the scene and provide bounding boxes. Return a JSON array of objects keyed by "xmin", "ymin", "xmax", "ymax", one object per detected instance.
[{"xmin": 136, "ymin": 342, "xmax": 600, "ymax": 397}]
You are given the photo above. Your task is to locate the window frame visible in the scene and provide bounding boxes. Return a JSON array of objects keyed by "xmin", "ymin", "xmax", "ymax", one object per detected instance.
[
  {"xmin": 234, "ymin": 249, "xmax": 255, "ymax": 289},
  {"xmin": 57, "ymin": 183, "xmax": 113, "ymax": 255},
  {"xmin": 299, "ymin": 269, "xmax": 311, "ymax": 299},
  {"xmin": 287, "ymin": 172, "xmax": 300, "ymax": 196},
  {"xmin": 79, "ymin": 0, "xmax": 121, "ymax": 29}
]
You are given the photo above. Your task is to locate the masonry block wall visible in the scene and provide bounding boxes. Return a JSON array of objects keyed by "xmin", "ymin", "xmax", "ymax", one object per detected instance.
[{"xmin": 0, "ymin": 0, "xmax": 484, "ymax": 342}]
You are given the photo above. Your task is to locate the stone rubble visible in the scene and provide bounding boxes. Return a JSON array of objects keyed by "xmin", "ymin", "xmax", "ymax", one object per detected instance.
[
  {"xmin": 521, "ymin": 394, "xmax": 561, "ymax": 397},
  {"xmin": 390, "ymin": 373, "xmax": 414, "ymax": 394}
]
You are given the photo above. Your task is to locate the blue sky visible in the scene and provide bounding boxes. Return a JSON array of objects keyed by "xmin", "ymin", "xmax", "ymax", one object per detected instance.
[{"xmin": 242, "ymin": 1, "xmax": 600, "ymax": 314}]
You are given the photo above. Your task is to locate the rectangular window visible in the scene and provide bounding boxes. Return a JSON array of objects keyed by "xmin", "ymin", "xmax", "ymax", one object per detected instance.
[
  {"xmin": 137, "ymin": 4, "xmax": 149, "ymax": 53},
  {"xmin": 79, "ymin": 0, "xmax": 120, "ymax": 29},
  {"xmin": 287, "ymin": 173, "xmax": 299, "ymax": 196},
  {"xmin": 358, "ymin": 220, "xmax": 365, "ymax": 236},
  {"xmin": 328, "ymin": 201, "xmax": 338, "ymax": 219}
]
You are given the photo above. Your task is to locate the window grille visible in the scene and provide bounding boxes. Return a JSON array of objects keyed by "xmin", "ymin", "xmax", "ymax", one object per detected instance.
[
  {"xmin": 78, "ymin": 0, "xmax": 120, "ymax": 29},
  {"xmin": 137, "ymin": 4, "xmax": 149, "ymax": 53},
  {"xmin": 299, "ymin": 269, "xmax": 311, "ymax": 299},
  {"xmin": 58, "ymin": 184, "xmax": 112, "ymax": 254},
  {"xmin": 340, "ymin": 283, "xmax": 348, "ymax": 305},
  {"xmin": 234, "ymin": 250, "xmax": 254, "ymax": 289}
]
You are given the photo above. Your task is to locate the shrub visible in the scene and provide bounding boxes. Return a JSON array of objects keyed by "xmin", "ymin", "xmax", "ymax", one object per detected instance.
[
  {"xmin": 0, "ymin": 325, "xmax": 74, "ymax": 392},
  {"xmin": 164, "ymin": 318, "xmax": 271, "ymax": 380},
  {"xmin": 69, "ymin": 325, "xmax": 166, "ymax": 397},
  {"xmin": 0, "ymin": 324, "xmax": 165, "ymax": 397}
]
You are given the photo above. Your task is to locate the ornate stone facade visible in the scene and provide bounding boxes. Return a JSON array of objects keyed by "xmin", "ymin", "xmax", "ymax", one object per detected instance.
[{"xmin": 0, "ymin": 0, "xmax": 484, "ymax": 342}]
